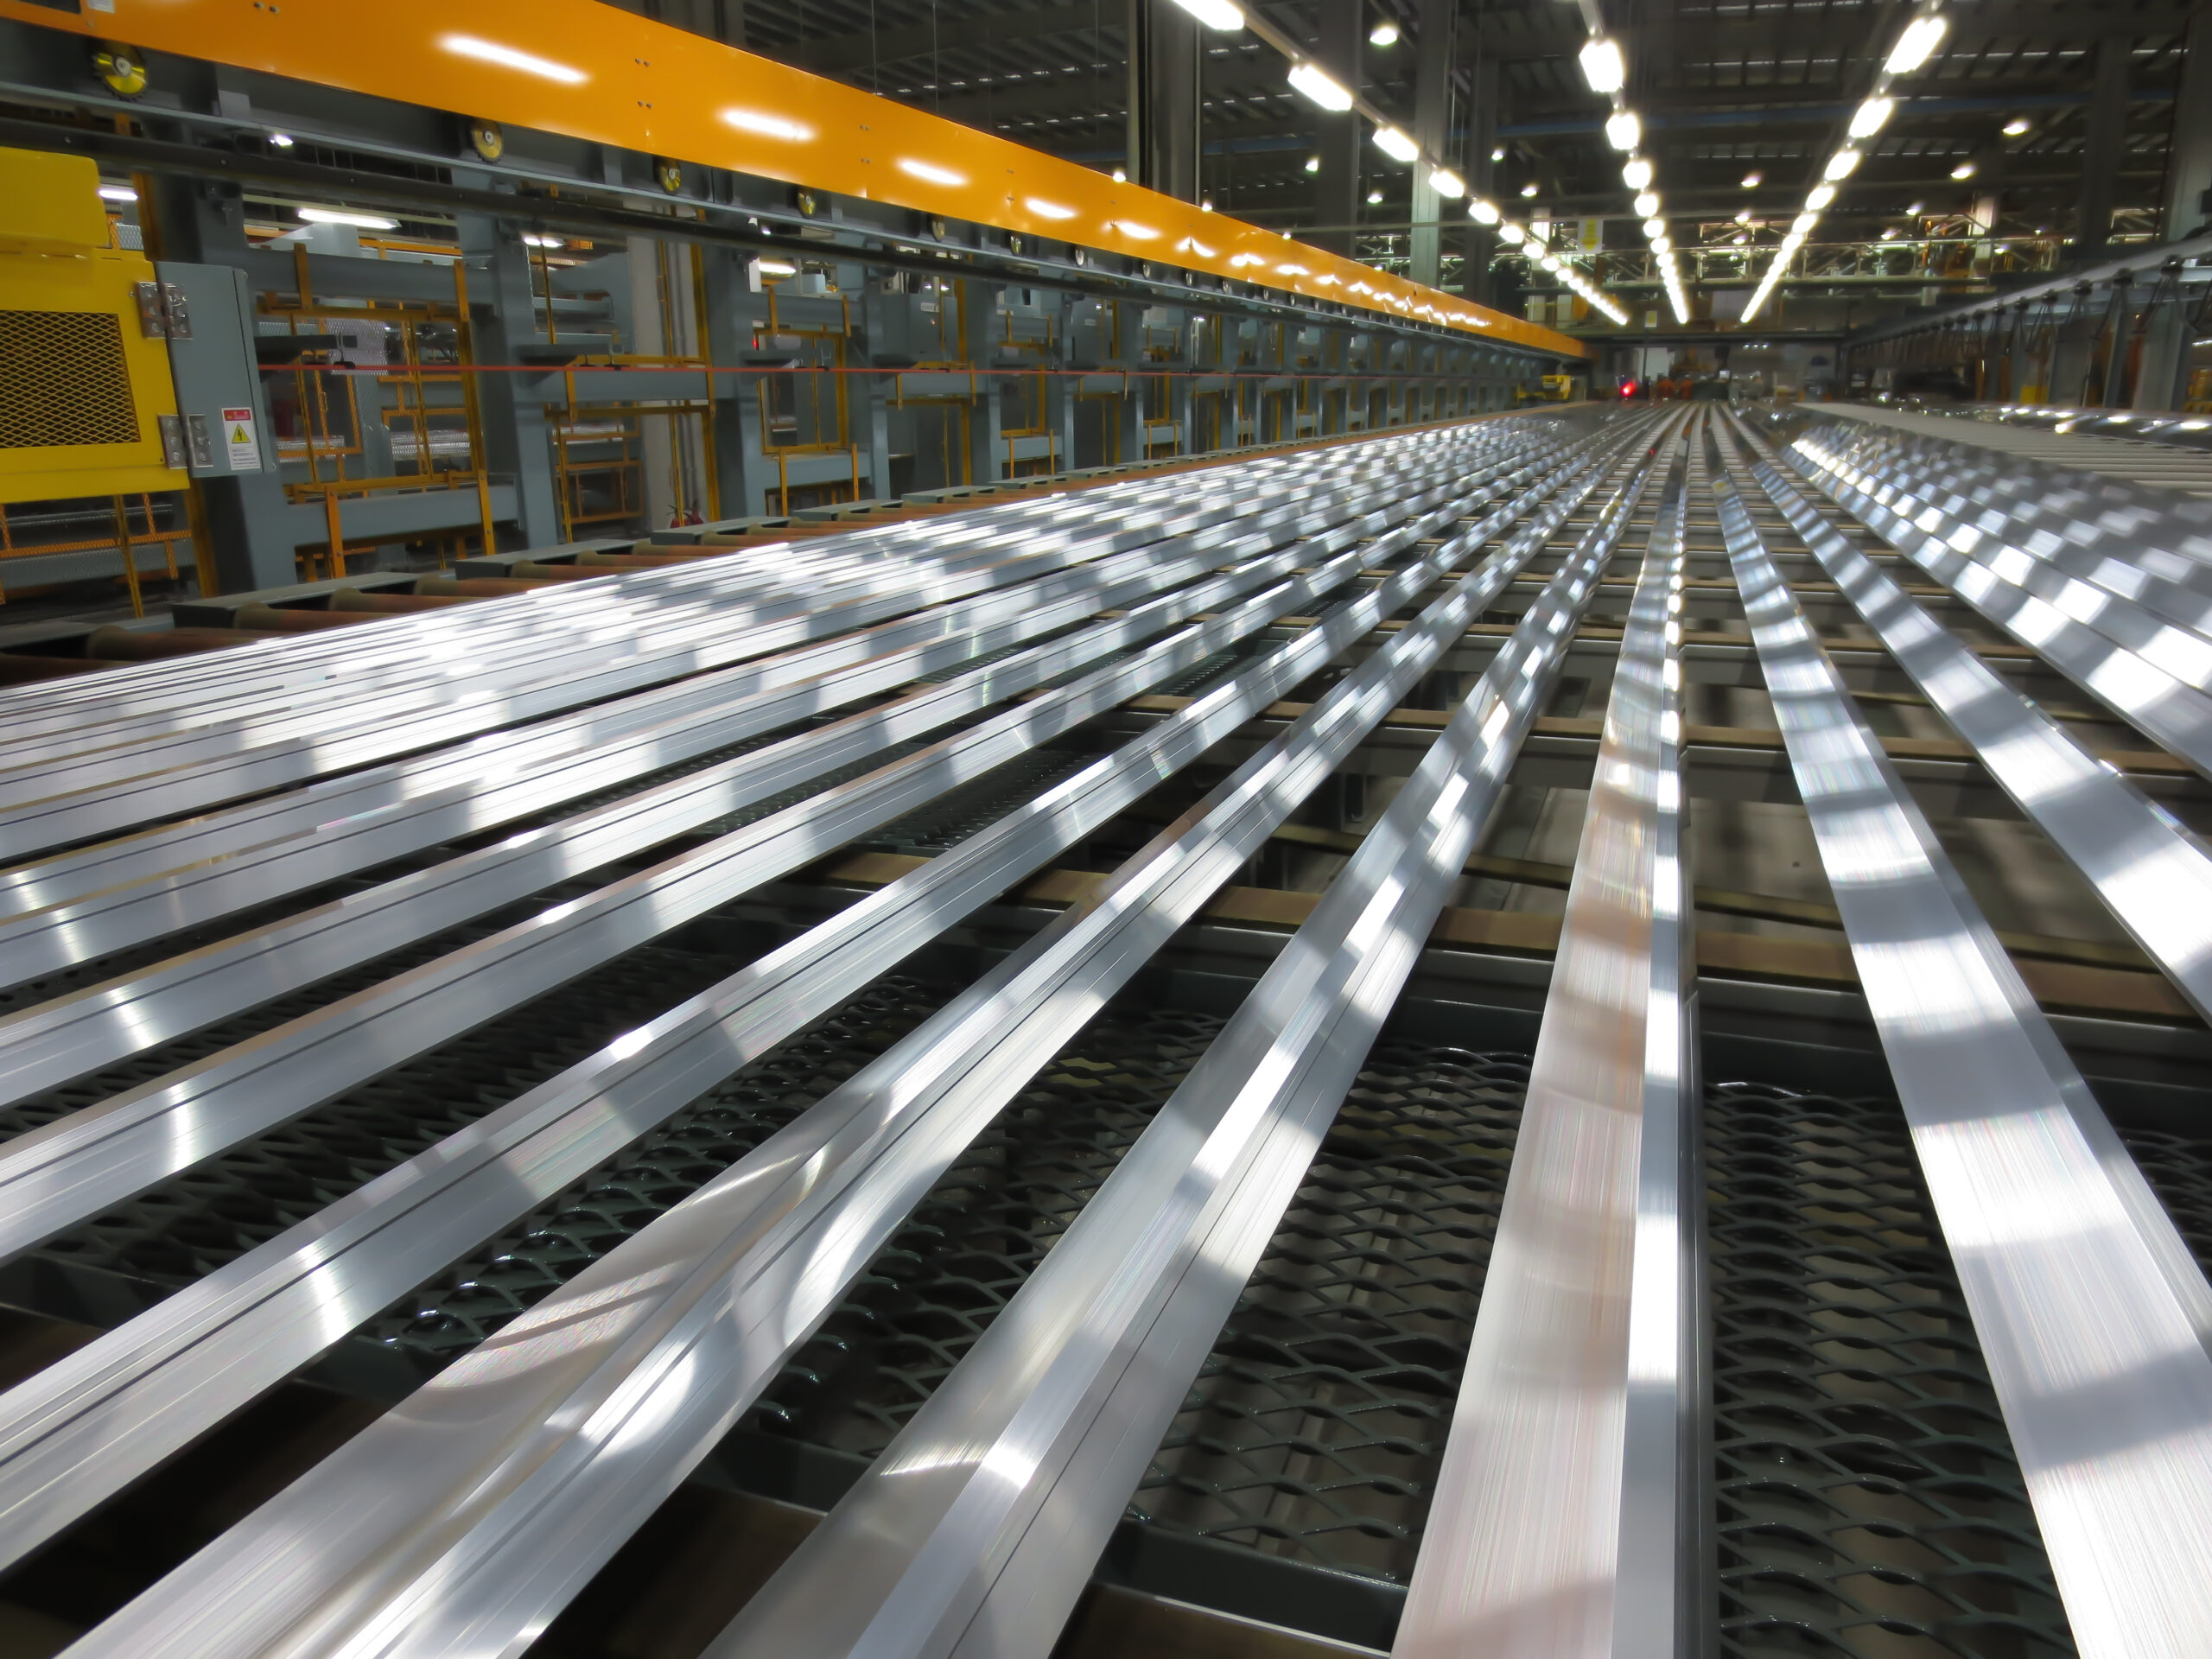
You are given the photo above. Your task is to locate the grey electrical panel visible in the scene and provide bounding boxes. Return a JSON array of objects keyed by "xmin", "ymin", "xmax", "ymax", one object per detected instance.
[{"xmin": 154, "ymin": 261, "xmax": 276, "ymax": 479}]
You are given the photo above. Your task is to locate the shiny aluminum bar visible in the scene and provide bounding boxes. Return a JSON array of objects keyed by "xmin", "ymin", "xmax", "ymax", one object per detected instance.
[
  {"xmin": 1782, "ymin": 423, "xmax": 2212, "ymax": 776},
  {"xmin": 705, "ymin": 426, "xmax": 1676, "ymax": 1659},
  {"xmin": 0, "ymin": 454, "xmax": 1402, "ymax": 858},
  {"xmin": 0, "ymin": 423, "xmax": 1614, "ymax": 1580},
  {"xmin": 0, "ymin": 426, "xmax": 1527, "ymax": 982},
  {"xmin": 1710, "ymin": 435, "xmax": 2212, "ymax": 1659},
  {"xmin": 1720, "ymin": 414, "xmax": 2212, "ymax": 1025},
  {"xmin": 1394, "ymin": 432, "xmax": 1700, "ymax": 1659},
  {"xmin": 50, "ymin": 416, "xmax": 1661, "ymax": 1659},
  {"xmin": 0, "ymin": 433, "xmax": 1584, "ymax": 1105}
]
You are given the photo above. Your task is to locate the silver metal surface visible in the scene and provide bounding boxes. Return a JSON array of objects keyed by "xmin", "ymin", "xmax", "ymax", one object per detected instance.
[
  {"xmin": 1712, "ymin": 430, "xmax": 2212, "ymax": 1659},
  {"xmin": 1782, "ymin": 421, "xmax": 2212, "ymax": 776},
  {"xmin": 1393, "ymin": 426, "xmax": 1700, "ymax": 1659},
  {"xmin": 52, "ymin": 415, "xmax": 1658, "ymax": 1659},
  {"xmin": 701, "ymin": 425, "xmax": 1670, "ymax": 1659},
  {"xmin": 0, "ymin": 419, "xmax": 1610, "ymax": 1587},
  {"xmin": 1722, "ymin": 413, "xmax": 2212, "ymax": 1025}
]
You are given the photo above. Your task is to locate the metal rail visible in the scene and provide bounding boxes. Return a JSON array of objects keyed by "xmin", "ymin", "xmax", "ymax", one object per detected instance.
[{"xmin": 1709, "ymin": 427, "xmax": 2212, "ymax": 1659}]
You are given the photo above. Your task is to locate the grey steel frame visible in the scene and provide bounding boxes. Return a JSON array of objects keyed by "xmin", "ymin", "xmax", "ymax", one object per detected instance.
[
  {"xmin": 0, "ymin": 417, "xmax": 1631, "ymax": 1588},
  {"xmin": 1710, "ymin": 427, "xmax": 2212, "ymax": 1659}
]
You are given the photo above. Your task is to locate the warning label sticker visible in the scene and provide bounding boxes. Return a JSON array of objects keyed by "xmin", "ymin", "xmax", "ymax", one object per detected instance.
[{"xmin": 222, "ymin": 407, "xmax": 262, "ymax": 473}]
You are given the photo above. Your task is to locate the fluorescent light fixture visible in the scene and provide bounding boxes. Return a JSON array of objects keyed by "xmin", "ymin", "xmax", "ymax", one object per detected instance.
[
  {"xmin": 1651, "ymin": 234, "xmax": 1670, "ymax": 253},
  {"xmin": 1429, "ymin": 167, "xmax": 1465, "ymax": 197},
  {"xmin": 756, "ymin": 258, "xmax": 798, "ymax": 276},
  {"xmin": 1305, "ymin": 156, "xmax": 1321, "ymax": 174},
  {"xmin": 1605, "ymin": 110, "xmax": 1641, "ymax": 151},
  {"xmin": 1734, "ymin": 207, "xmax": 1751, "ymax": 223},
  {"xmin": 1498, "ymin": 221, "xmax": 1526, "ymax": 244},
  {"xmin": 899, "ymin": 157, "xmax": 967, "ymax": 186},
  {"xmin": 1848, "ymin": 98, "xmax": 1893, "ymax": 140},
  {"xmin": 1288, "ymin": 61, "xmax": 1355, "ymax": 111},
  {"xmin": 1200, "ymin": 199, "xmax": 1214, "ymax": 211},
  {"xmin": 722, "ymin": 108, "xmax": 815, "ymax": 141},
  {"xmin": 1373, "ymin": 125, "xmax": 1419, "ymax": 162},
  {"xmin": 269, "ymin": 133, "xmax": 295, "ymax": 148},
  {"xmin": 1905, "ymin": 200, "xmax": 1923, "ymax": 213},
  {"xmin": 2002, "ymin": 117, "xmax": 2031, "ymax": 136},
  {"xmin": 299, "ymin": 207, "xmax": 399, "ymax": 229},
  {"xmin": 1885, "ymin": 13, "xmax": 1948, "ymax": 75},
  {"xmin": 1112, "ymin": 167, "xmax": 1128, "ymax": 181},
  {"xmin": 1491, "ymin": 145, "xmax": 1506, "ymax": 162},
  {"xmin": 1950, "ymin": 160, "xmax": 1976, "ymax": 179},
  {"xmin": 1881, "ymin": 226, "xmax": 1900, "ymax": 239},
  {"xmin": 1469, "ymin": 197, "xmax": 1500, "ymax": 224},
  {"xmin": 1634, "ymin": 190, "xmax": 1659, "ymax": 217},
  {"xmin": 1369, "ymin": 19, "xmax": 1399, "ymax": 44},
  {"xmin": 1643, "ymin": 217, "xmax": 1666, "ymax": 238},
  {"xmin": 1622, "ymin": 156, "xmax": 1654, "ymax": 190},
  {"xmin": 1367, "ymin": 188, "xmax": 1384, "ymax": 203},
  {"xmin": 1791, "ymin": 212, "xmax": 1817, "ymax": 234},
  {"xmin": 1167, "ymin": 0, "xmax": 1247, "ymax": 27},
  {"xmin": 439, "ymin": 35, "xmax": 587, "ymax": 84},
  {"xmin": 1824, "ymin": 148, "xmax": 1862, "ymax": 180},
  {"xmin": 1806, "ymin": 182, "xmax": 1836, "ymax": 209},
  {"xmin": 1740, "ymin": 170, "xmax": 1762, "ymax": 188},
  {"xmin": 1520, "ymin": 181, "xmax": 1538, "ymax": 198},
  {"xmin": 1023, "ymin": 197, "xmax": 1077, "ymax": 219},
  {"xmin": 1579, "ymin": 36, "xmax": 1626, "ymax": 93},
  {"xmin": 521, "ymin": 233, "xmax": 563, "ymax": 247},
  {"xmin": 96, "ymin": 184, "xmax": 137, "ymax": 202}
]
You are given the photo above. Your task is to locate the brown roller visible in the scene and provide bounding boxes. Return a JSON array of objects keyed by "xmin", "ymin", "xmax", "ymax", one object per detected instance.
[
  {"xmin": 233, "ymin": 603, "xmax": 380, "ymax": 632},
  {"xmin": 86, "ymin": 626, "xmax": 279, "ymax": 660},
  {"xmin": 0, "ymin": 653, "xmax": 101, "ymax": 684},
  {"xmin": 415, "ymin": 576, "xmax": 563, "ymax": 596},
  {"xmin": 575, "ymin": 550, "xmax": 714, "ymax": 569},
  {"xmin": 505, "ymin": 562, "xmax": 607, "ymax": 582},
  {"xmin": 332, "ymin": 588, "xmax": 475, "ymax": 613}
]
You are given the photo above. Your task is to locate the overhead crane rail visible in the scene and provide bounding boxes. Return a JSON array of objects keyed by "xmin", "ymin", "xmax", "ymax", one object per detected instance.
[{"xmin": 0, "ymin": 407, "xmax": 2203, "ymax": 1659}]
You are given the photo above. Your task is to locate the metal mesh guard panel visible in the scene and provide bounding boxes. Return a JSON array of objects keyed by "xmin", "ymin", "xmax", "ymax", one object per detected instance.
[
  {"xmin": 1708, "ymin": 1082, "xmax": 2075, "ymax": 1659},
  {"xmin": 0, "ymin": 311, "xmax": 139, "ymax": 449}
]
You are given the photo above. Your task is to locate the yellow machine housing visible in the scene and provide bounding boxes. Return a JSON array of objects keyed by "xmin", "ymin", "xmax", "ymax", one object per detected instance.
[{"xmin": 0, "ymin": 147, "xmax": 185, "ymax": 505}]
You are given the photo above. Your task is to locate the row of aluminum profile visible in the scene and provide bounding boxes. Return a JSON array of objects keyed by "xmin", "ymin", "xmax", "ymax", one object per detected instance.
[{"xmin": 0, "ymin": 397, "xmax": 2204, "ymax": 1657}]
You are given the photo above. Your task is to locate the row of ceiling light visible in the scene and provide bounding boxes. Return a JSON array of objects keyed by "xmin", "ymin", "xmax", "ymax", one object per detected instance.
[{"xmin": 1742, "ymin": 3, "xmax": 1950, "ymax": 321}]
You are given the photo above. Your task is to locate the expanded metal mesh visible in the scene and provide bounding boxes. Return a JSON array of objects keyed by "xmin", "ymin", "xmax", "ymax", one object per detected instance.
[
  {"xmin": 1707, "ymin": 1082, "xmax": 2075, "ymax": 1659},
  {"xmin": 2116, "ymin": 1125, "xmax": 2212, "ymax": 1285},
  {"xmin": 0, "ymin": 310, "xmax": 139, "ymax": 449}
]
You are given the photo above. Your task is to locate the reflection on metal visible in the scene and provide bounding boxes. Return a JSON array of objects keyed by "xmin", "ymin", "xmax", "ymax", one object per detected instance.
[
  {"xmin": 1711, "ymin": 428, "xmax": 2212, "ymax": 1659},
  {"xmin": 709, "ymin": 424, "xmax": 1668, "ymax": 1659},
  {"xmin": 1783, "ymin": 419, "xmax": 2212, "ymax": 777},
  {"xmin": 0, "ymin": 417, "xmax": 1612, "ymax": 1604},
  {"xmin": 67, "ymin": 420, "xmax": 1658, "ymax": 1659},
  {"xmin": 1395, "ymin": 419, "xmax": 1701, "ymax": 1659},
  {"xmin": 1724, "ymin": 414, "xmax": 2212, "ymax": 1026}
]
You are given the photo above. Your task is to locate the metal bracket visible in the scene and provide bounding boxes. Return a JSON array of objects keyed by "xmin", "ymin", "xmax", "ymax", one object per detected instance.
[
  {"xmin": 156, "ymin": 413, "xmax": 188, "ymax": 470},
  {"xmin": 133, "ymin": 281, "xmax": 194, "ymax": 339},
  {"xmin": 184, "ymin": 412, "xmax": 214, "ymax": 470}
]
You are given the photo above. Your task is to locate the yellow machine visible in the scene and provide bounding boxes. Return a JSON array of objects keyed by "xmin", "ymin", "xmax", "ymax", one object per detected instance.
[
  {"xmin": 0, "ymin": 147, "xmax": 186, "ymax": 505},
  {"xmin": 1517, "ymin": 374, "xmax": 1580, "ymax": 405}
]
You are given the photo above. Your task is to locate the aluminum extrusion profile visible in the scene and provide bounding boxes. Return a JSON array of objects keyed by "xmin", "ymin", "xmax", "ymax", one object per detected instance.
[
  {"xmin": 1393, "ymin": 425, "xmax": 1703, "ymax": 1659},
  {"xmin": 0, "ymin": 419, "xmax": 1623, "ymax": 1580},
  {"xmin": 1710, "ymin": 432, "xmax": 2212, "ymax": 1659},
  {"xmin": 701, "ymin": 420, "xmax": 1681, "ymax": 1659},
  {"xmin": 49, "ymin": 414, "xmax": 1665, "ymax": 1659},
  {"xmin": 0, "ymin": 432, "xmax": 1597, "ymax": 1106},
  {"xmin": 0, "ymin": 423, "xmax": 1541, "ymax": 989},
  {"xmin": 1720, "ymin": 413, "xmax": 2212, "ymax": 1026},
  {"xmin": 1781, "ymin": 423, "xmax": 2212, "ymax": 777}
]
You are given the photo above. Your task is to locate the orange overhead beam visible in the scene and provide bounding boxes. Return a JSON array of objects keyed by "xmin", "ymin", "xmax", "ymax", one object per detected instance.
[{"xmin": 0, "ymin": 0, "xmax": 1589, "ymax": 359}]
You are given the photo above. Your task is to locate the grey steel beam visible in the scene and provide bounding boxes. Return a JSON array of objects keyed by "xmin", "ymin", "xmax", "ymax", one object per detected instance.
[
  {"xmin": 1724, "ymin": 414, "xmax": 2212, "ymax": 1026},
  {"xmin": 1394, "ymin": 424, "xmax": 1702, "ymax": 1659},
  {"xmin": 0, "ymin": 427, "xmax": 1520, "ymax": 988},
  {"xmin": 48, "ymin": 414, "xmax": 1664, "ymax": 1659},
  {"xmin": 702, "ymin": 423, "xmax": 1679, "ymax": 1659},
  {"xmin": 0, "ymin": 419, "xmax": 1630, "ymax": 1585},
  {"xmin": 1711, "ymin": 432, "xmax": 2212, "ymax": 1659},
  {"xmin": 1783, "ymin": 422, "xmax": 2212, "ymax": 777}
]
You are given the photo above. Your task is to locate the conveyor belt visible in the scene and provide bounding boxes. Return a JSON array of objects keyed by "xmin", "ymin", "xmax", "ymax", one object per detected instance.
[{"xmin": 1, "ymin": 406, "xmax": 2208, "ymax": 1659}]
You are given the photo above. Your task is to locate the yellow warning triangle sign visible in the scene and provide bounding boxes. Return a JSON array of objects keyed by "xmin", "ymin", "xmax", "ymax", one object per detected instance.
[{"xmin": 231, "ymin": 424, "xmax": 250, "ymax": 443}]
